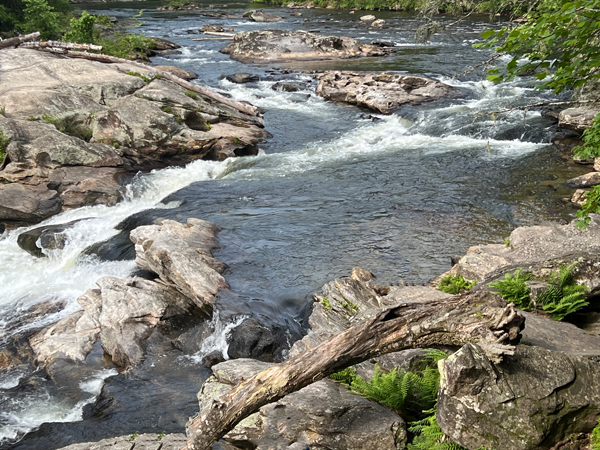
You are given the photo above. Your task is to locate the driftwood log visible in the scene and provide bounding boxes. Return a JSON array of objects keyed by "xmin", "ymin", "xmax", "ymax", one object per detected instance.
[
  {"xmin": 182, "ymin": 290, "xmax": 524, "ymax": 450},
  {"xmin": 0, "ymin": 32, "xmax": 40, "ymax": 49},
  {"xmin": 20, "ymin": 40, "xmax": 103, "ymax": 51}
]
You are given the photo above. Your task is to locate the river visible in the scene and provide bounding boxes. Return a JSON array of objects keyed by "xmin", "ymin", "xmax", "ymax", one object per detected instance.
[{"xmin": 0, "ymin": 1, "xmax": 589, "ymax": 448}]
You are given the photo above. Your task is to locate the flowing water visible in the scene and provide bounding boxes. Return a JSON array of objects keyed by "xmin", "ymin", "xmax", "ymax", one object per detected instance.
[{"xmin": 0, "ymin": 1, "xmax": 590, "ymax": 448}]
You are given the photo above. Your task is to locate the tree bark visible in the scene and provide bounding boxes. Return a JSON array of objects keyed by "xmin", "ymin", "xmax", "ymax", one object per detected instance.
[
  {"xmin": 182, "ymin": 290, "xmax": 524, "ymax": 450},
  {"xmin": 0, "ymin": 32, "xmax": 40, "ymax": 49}
]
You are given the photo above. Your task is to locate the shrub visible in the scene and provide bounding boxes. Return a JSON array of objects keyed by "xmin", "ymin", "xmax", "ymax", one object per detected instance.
[
  {"xmin": 438, "ymin": 274, "xmax": 476, "ymax": 295},
  {"xmin": 99, "ymin": 31, "xmax": 156, "ymax": 60},
  {"xmin": 63, "ymin": 11, "xmax": 97, "ymax": 43},
  {"xmin": 488, "ymin": 268, "xmax": 532, "ymax": 310},
  {"xmin": 21, "ymin": 0, "xmax": 62, "ymax": 39},
  {"xmin": 0, "ymin": 131, "xmax": 9, "ymax": 161},
  {"xmin": 42, "ymin": 114, "xmax": 93, "ymax": 142}
]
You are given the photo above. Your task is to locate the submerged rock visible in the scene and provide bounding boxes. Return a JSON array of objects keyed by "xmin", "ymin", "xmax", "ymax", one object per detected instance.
[
  {"xmin": 0, "ymin": 48, "xmax": 266, "ymax": 225},
  {"xmin": 245, "ymin": 9, "xmax": 283, "ymax": 22},
  {"xmin": 316, "ymin": 71, "xmax": 461, "ymax": 114},
  {"xmin": 220, "ymin": 29, "xmax": 386, "ymax": 64},
  {"xmin": 438, "ymin": 344, "xmax": 600, "ymax": 450},
  {"xmin": 225, "ymin": 72, "xmax": 260, "ymax": 83},
  {"xmin": 195, "ymin": 358, "xmax": 407, "ymax": 450},
  {"xmin": 17, "ymin": 219, "xmax": 88, "ymax": 257}
]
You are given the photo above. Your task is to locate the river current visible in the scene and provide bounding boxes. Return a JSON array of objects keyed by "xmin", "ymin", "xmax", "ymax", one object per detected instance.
[{"xmin": 0, "ymin": 2, "xmax": 590, "ymax": 448}]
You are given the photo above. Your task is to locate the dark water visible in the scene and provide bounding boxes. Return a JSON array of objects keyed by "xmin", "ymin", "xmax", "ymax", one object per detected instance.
[{"xmin": 0, "ymin": 1, "xmax": 589, "ymax": 447}]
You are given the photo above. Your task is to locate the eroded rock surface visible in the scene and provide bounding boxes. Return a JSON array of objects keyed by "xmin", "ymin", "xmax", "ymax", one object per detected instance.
[
  {"xmin": 220, "ymin": 29, "xmax": 386, "ymax": 64},
  {"xmin": 559, "ymin": 107, "xmax": 600, "ymax": 131},
  {"xmin": 316, "ymin": 71, "xmax": 461, "ymax": 114},
  {"xmin": 0, "ymin": 48, "xmax": 266, "ymax": 225},
  {"xmin": 55, "ymin": 433, "xmax": 187, "ymax": 450},
  {"xmin": 438, "ymin": 344, "xmax": 600, "ymax": 450},
  {"xmin": 195, "ymin": 358, "xmax": 407, "ymax": 450}
]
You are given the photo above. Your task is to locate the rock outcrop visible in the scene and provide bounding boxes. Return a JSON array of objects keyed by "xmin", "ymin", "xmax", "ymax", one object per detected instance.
[
  {"xmin": 244, "ymin": 9, "xmax": 283, "ymax": 22},
  {"xmin": 55, "ymin": 433, "xmax": 187, "ymax": 450},
  {"xmin": 558, "ymin": 107, "xmax": 600, "ymax": 131},
  {"xmin": 220, "ymin": 29, "xmax": 386, "ymax": 64},
  {"xmin": 29, "ymin": 218, "xmax": 226, "ymax": 369},
  {"xmin": 315, "ymin": 71, "xmax": 461, "ymax": 114},
  {"xmin": 0, "ymin": 48, "xmax": 266, "ymax": 226},
  {"xmin": 438, "ymin": 344, "xmax": 600, "ymax": 450},
  {"xmin": 195, "ymin": 358, "xmax": 407, "ymax": 450}
]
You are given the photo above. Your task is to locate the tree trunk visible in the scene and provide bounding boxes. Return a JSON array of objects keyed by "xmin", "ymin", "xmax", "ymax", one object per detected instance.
[
  {"xmin": 20, "ymin": 40, "xmax": 103, "ymax": 51},
  {"xmin": 0, "ymin": 32, "xmax": 40, "ymax": 49},
  {"xmin": 183, "ymin": 290, "xmax": 524, "ymax": 450}
]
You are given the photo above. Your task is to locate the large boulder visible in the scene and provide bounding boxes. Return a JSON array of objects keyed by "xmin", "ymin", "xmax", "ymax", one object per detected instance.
[
  {"xmin": 558, "ymin": 107, "xmax": 600, "ymax": 131},
  {"xmin": 245, "ymin": 9, "xmax": 283, "ymax": 22},
  {"xmin": 0, "ymin": 48, "xmax": 267, "ymax": 224},
  {"xmin": 316, "ymin": 71, "xmax": 461, "ymax": 114},
  {"xmin": 437, "ymin": 344, "xmax": 600, "ymax": 450},
  {"xmin": 194, "ymin": 358, "xmax": 407, "ymax": 450},
  {"xmin": 220, "ymin": 29, "xmax": 386, "ymax": 64}
]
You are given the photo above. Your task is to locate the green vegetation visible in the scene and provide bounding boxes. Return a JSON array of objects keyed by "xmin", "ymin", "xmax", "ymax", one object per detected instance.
[
  {"xmin": 157, "ymin": 431, "xmax": 166, "ymax": 441},
  {"xmin": 331, "ymin": 350, "xmax": 464, "ymax": 448},
  {"xmin": 488, "ymin": 268, "xmax": 532, "ymax": 310},
  {"xmin": 488, "ymin": 264, "xmax": 588, "ymax": 319},
  {"xmin": 126, "ymin": 70, "xmax": 152, "ymax": 83},
  {"xmin": 537, "ymin": 262, "xmax": 588, "ymax": 320},
  {"xmin": 127, "ymin": 431, "xmax": 139, "ymax": 442},
  {"xmin": 166, "ymin": 0, "xmax": 193, "ymax": 7},
  {"xmin": 0, "ymin": 106, "xmax": 5, "ymax": 117},
  {"xmin": 592, "ymin": 418, "xmax": 600, "ymax": 450},
  {"xmin": 438, "ymin": 274, "xmax": 476, "ymax": 295},
  {"xmin": 322, "ymin": 298, "xmax": 332, "ymax": 310},
  {"xmin": 185, "ymin": 90, "xmax": 199, "ymax": 100},
  {"xmin": 576, "ymin": 187, "xmax": 600, "ymax": 228},
  {"xmin": 161, "ymin": 105, "xmax": 184, "ymax": 124},
  {"xmin": 0, "ymin": 131, "xmax": 10, "ymax": 161},
  {"xmin": 63, "ymin": 10, "xmax": 96, "ymax": 44},
  {"xmin": 42, "ymin": 114, "xmax": 93, "ymax": 141}
]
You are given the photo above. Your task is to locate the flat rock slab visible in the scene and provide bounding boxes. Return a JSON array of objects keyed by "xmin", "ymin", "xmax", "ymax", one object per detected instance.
[
  {"xmin": 220, "ymin": 29, "xmax": 386, "ymax": 64},
  {"xmin": 558, "ymin": 107, "xmax": 600, "ymax": 131},
  {"xmin": 55, "ymin": 433, "xmax": 187, "ymax": 450},
  {"xmin": 438, "ymin": 344, "xmax": 600, "ymax": 450},
  {"xmin": 196, "ymin": 358, "xmax": 406, "ymax": 450},
  {"xmin": 316, "ymin": 71, "xmax": 461, "ymax": 114},
  {"xmin": 566, "ymin": 171, "xmax": 600, "ymax": 188}
]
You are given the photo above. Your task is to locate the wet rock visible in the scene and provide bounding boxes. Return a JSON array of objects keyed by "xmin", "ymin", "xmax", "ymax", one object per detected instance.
[
  {"xmin": 227, "ymin": 317, "xmax": 288, "ymax": 362},
  {"xmin": 271, "ymin": 81, "xmax": 306, "ymax": 92},
  {"xmin": 371, "ymin": 40, "xmax": 395, "ymax": 47},
  {"xmin": 558, "ymin": 107, "xmax": 600, "ymax": 131},
  {"xmin": 17, "ymin": 219, "xmax": 87, "ymax": 257},
  {"xmin": 130, "ymin": 218, "xmax": 228, "ymax": 313},
  {"xmin": 245, "ymin": 9, "xmax": 283, "ymax": 22},
  {"xmin": 0, "ymin": 183, "xmax": 62, "ymax": 222},
  {"xmin": 55, "ymin": 433, "xmax": 187, "ymax": 450},
  {"xmin": 371, "ymin": 19, "xmax": 386, "ymax": 27},
  {"xmin": 438, "ymin": 344, "xmax": 600, "ymax": 450},
  {"xmin": 153, "ymin": 65, "xmax": 198, "ymax": 80},
  {"xmin": 571, "ymin": 188, "xmax": 589, "ymax": 205},
  {"xmin": 200, "ymin": 24, "xmax": 224, "ymax": 33},
  {"xmin": 196, "ymin": 358, "xmax": 407, "ymax": 450},
  {"xmin": 0, "ymin": 48, "xmax": 266, "ymax": 223},
  {"xmin": 225, "ymin": 72, "xmax": 260, "ymax": 84},
  {"xmin": 359, "ymin": 14, "xmax": 376, "ymax": 21},
  {"xmin": 316, "ymin": 71, "xmax": 461, "ymax": 114},
  {"xmin": 566, "ymin": 171, "xmax": 600, "ymax": 188},
  {"xmin": 220, "ymin": 29, "xmax": 386, "ymax": 64}
]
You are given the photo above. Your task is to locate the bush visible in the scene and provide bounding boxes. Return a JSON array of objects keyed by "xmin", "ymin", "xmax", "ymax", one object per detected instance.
[
  {"xmin": 21, "ymin": 0, "xmax": 62, "ymax": 39},
  {"xmin": 63, "ymin": 11, "xmax": 97, "ymax": 44},
  {"xmin": 438, "ymin": 274, "xmax": 476, "ymax": 295},
  {"xmin": 99, "ymin": 31, "xmax": 156, "ymax": 60},
  {"xmin": 488, "ymin": 268, "xmax": 532, "ymax": 310},
  {"xmin": 0, "ymin": 131, "xmax": 10, "ymax": 161}
]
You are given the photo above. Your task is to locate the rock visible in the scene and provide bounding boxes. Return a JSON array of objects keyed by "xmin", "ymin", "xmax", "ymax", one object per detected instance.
[
  {"xmin": 227, "ymin": 317, "xmax": 288, "ymax": 362},
  {"xmin": 246, "ymin": 9, "xmax": 283, "ymax": 22},
  {"xmin": 595, "ymin": 157, "xmax": 600, "ymax": 171},
  {"xmin": 130, "ymin": 218, "xmax": 229, "ymax": 313},
  {"xmin": 153, "ymin": 65, "xmax": 198, "ymax": 80},
  {"xmin": 196, "ymin": 359, "xmax": 407, "ymax": 449},
  {"xmin": 437, "ymin": 344, "xmax": 600, "ymax": 450},
  {"xmin": 271, "ymin": 81, "xmax": 306, "ymax": 92},
  {"xmin": 225, "ymin": 72, "xmax": 260, "ymax": 84},
  {"xmin": 571, "ymin": 188, "xmax": 589, "ymax": 205},
  {"xmin": 0, "ymin": 48, "xmax": 266, "ymax": 224},
  {"xmin": 316, "ymin": 71, "xmax": 461, "ymax": 114},
  {"xmin": 370, "ymin": 40, "xmax": 395, "ymax": 47},
  {"xmin": 55, "ymin": 433, "xmax": 187, "ymax": 450},
  {"xmin": 558, "ymin": 107, "xmax": 600, "ymax": 131},
  {"xmin": 200, "ymin": 24, "xmax": 224, "ymax": 33},
  {"xmin": 371, "ymin": 19, "xmax": 386, "ymax": 27},
  {"xmin": 566, "ymin": 171, "xmax": 600, "ymax": 188},
  {"xmin": 360, "ymin": 14, "xmax": 376, "ymax": 21},
  {"xmin": 17, "ymin": 219, "xmax": 87, "ymax": 257},
  {"xmin": 443, "ymin": 216, "xmax": 600, "ymax": 294},
  {"xmin": 220, "ymin": 29, "xmax": 386, "ymax": 64},
  {"xmin": 0, "ymin": 183, "xmax": 62, "ymax": 223}
]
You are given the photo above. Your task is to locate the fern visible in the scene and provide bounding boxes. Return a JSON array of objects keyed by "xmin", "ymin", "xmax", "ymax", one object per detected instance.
[
  {"xmin": 538, "ymin": 262, "xmax": 588, "ymax": 320},
  {"xmin": 438, "ymin": 274, "xmax": 476, "ymax": 295},
  {"xmin": 408, "ymin": 410, "xmax": 467, "ymax": 450},
  {"xmin": 488, "ymin": 268, "xmax": 533, "ymax": 310}
]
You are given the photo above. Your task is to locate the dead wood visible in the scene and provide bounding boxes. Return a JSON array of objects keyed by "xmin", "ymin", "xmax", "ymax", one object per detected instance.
[
  {"xmin": 182, "ymin": 290, "xmax": 524, "ymax": 450},
  {"xmin": 20, "ymin": 40, "xmax": 103, "ymax": 51},
  {"xmin": 0, "ymin": 32, "xmax": 40, "ymax": 49},
  {"xmin": 202, "ymin": 31, "xmax": 235, "ymax": 37}
]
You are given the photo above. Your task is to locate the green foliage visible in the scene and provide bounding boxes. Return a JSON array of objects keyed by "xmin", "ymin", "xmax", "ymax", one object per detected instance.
[
  {"xmin": 322, "ymin": 297, "xmax": 332, "ymax": 310},
  {"xmin": 438, "ymin": 274, "xmax": 476, "ymax": 295},
  {"xmin": 477, "ymin": 0, "xmax": 600, "ymax": 94},
  {"xmin": 157, "ymin": 431, "xmax": 166, "ymax": 441},
  {"xmin": 127, "ymin": 431, "xmax": 139, "ymax": 442},
  {"xmin": 576, "ymin": 185, "xmax": 600, "ymax": 228},
  {"xmin": 21, "ymin": 0, "xmax": 62, "ymax": 39},
  {"xmin": 592, "ymin": 418, "xmax": 600, "ymax": 449},
  {"xmin": 488, "ymin": 268, "xmax": 532, "ymax": 310},
  {"xmin": 573, "ymin": 114, "xmax": 600, "ymax": 160},
  {"xmin": 0, "ymin": 106, "xmax": 5, "ymax": 117},
  {"xmin": 185, "ymin": 90, "xmax": 198, "ymax": 100},
  {"xmin": 42, "ymin": 114, "xmax": 93, "ymax": 141},
  {"xmin": 537, "ymin": 262, "xmax": 588, "ymax": 320},
  {"xmin": 63, "ymin": 11, "xmax": 97, "ymax": 44},
  {"xmin": 99, "ymin": 31, "xmax": 156, "ymax": 60},
  {"xmin": 126, "ymin": 70, "xmax": 151, "ymax": 83},
  {"xmin": 408, "ymin": 411, "xmax": 467, "ymax": 450},
  {"xmin": 504, "ymin": 238, "xmax": 510, "ymax": 247},
  {"xmin": 166, "ymin": 0, "xmax": 192, "ymax": 7},
  {"xmin": 0, "ymin": 131, "xmax": 10, "ymax": 161}
]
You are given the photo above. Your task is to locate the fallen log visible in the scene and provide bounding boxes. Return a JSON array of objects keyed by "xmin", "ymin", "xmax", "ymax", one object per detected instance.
[
  {"xmin": 22, "ymin": 48, "xmax": 262, "ymax": 119},
  {"xmin": 202, "ymin": 31, "xmax": 235, "ymax": 37},
  {"xmin": 0, "ymin": 32, "xmax": 40, "ymax": 49},
  {"xmin": 192, "ymin": 37, "xmax": 234, "ymax": 41},
  {"xmin": 183, "ymin": 290, "xmax": 524, "ymax": 450},
  {"xmin": 20, "ymin": 40, "xmax": 103, "ymax": 51}
]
